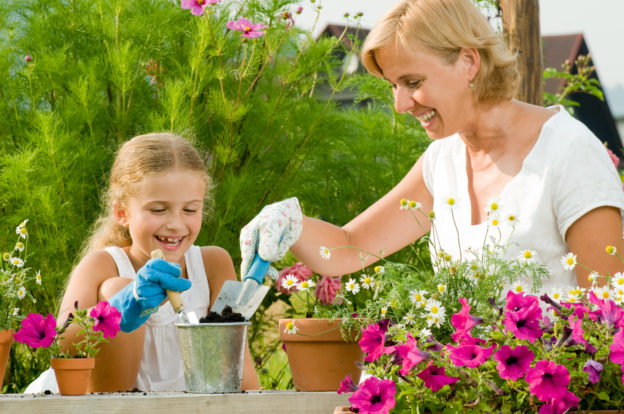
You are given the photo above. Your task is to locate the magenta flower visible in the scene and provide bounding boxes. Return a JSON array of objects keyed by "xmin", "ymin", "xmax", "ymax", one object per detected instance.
[
  {"xmin": 359, "ymin": 323, "xmax": 386, "ymax": 362},
  {"xmin": 607, "ymin": 146, "xmax": 620, "ymax": 168},
  {"xmin": 90, "ymin": 301, "xmax": 121, "ymax": 339},
  {"xmin": 13, "ymin": 313, "xmax": 57, "ymax": 348},
  {"xmin": 315, "ymin": 275, "xmax": 341, "ymax": 305},
  {"xmin": 416, "ymin": 362, "xmax": 460, "ymax": 392},
  {"xmin": 180, "ymin": 0, "xmax": 221, "ymax": 16},
  {"xmin": 226, "ymin": 18, "xmax": 267, "ymax": 39},
  {"xmin": 538, "ymin": 391, "xmax": 579, "ymax": 414},
  {"xmin": 569, "ymin": 316, "xmax": 589, "ymax": 348},
  {"xmin": 588, "ymin": 291, "xmax": 624, "ymax": 328},
  {"xmin": 450, "ymin": 297, "xmax": 483, "ymax": 342},
  {"xmin": 610, "ymin": 329, "xmax": 624, "ymax": 364},
  {"xmin": 582, "ymin": 359, "xmax": 603, "ymax": 384},
  {"xmin": 505, "ymin": 290, "xmax": 539, "ymax": 312},
  {"xmin": 348, "ymin": 377, "xmax": 396, "ymax": 414},
  {"xmin": 337, "ymin": 375, "xmax": 358, "ymax": 394},
  {"xmin": 503, "ymin": 303, "xmax": 543, "ymax": 343},
  {"xmin": 388, "ymin": 334, "xmax": 430, "ymax": 375},
  {"xmin": 493, "ymin": 345, "xmax": 534, "ymax": 380},
  {"xmin": 525, "ymin": 360, "xmax": 570, "ymax": 402},
  {"xmin": 24, "ymin": 55, "xmax": 32, "ymax": 62},
  {"xmin": 446, "ymin": 343, "xmax": 494, "ymax": 368}
]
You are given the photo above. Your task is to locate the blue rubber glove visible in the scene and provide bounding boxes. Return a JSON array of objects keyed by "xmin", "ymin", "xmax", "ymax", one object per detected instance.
[{"xmin": 108, "ymin": 258, "xmax": 192, "ymax": 333}]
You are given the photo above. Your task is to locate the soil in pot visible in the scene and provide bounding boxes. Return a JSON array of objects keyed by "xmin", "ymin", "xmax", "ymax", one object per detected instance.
[{"xmin": 199, "ymin": 305, "xmax": 245, "ymax": 323}]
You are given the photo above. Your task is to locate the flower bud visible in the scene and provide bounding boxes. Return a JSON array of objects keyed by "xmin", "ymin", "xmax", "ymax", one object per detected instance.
[{"xmin": 25, "ymin": 55, "xmax": 32, "ymax": 62}]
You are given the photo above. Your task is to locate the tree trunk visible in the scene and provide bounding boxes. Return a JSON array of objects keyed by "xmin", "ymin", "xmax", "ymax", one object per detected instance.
[{"xmin": 500, "ymin": 0, "xmax": 543, "ymax": 106}]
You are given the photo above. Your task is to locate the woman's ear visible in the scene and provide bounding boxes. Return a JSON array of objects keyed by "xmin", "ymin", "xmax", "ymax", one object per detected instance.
[
  {"xmin": 113, "ymin": 201, "xmax": 129, "ymax": 227},
  {"xmin": 460, "ymin": 48, "xmax": 480, "ymax": 83}
]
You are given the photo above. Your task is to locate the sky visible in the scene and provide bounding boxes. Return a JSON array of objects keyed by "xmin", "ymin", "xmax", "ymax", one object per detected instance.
[{"xmin": 294, "ymin": 0, "xmax": 624, "ymax": 115}]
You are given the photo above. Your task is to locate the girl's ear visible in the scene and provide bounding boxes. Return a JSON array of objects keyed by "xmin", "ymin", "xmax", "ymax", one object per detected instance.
[
  {"xmin": 460, "ymin": 48, "xmax": 480, "ymax": 83},
  {"xmin": 113, "ymin": 201, "xmax": 129, "ymax": 227}
]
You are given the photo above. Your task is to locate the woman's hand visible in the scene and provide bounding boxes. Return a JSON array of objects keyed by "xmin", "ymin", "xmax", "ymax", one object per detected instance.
[{"xmin": 239, "ymin": 197, "xmax": 303, "ymax": 278}]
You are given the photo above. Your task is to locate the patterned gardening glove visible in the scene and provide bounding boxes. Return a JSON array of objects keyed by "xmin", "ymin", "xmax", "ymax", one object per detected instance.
[
  {"xmin": 108, "ymin": 258, "xmax": 192, "ymax": 333},
  {"xmin": 239, "ymin": 197, "xmax": 303, "ymax": 280}
]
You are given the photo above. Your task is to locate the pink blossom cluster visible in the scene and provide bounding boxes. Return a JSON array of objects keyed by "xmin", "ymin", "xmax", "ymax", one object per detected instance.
[
  {"xmin": 275, "ymin": 262, "xmax": 312, "ymax": 294},
  {"xmin": 340, "ymin": 290, "xmax": 624, "ymax": 414}
]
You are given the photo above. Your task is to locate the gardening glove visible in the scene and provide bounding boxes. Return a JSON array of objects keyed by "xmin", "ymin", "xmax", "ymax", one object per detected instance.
[
  {"xmin": 240, "ymin": 197, "xmax": 303, "ymax": 280},
  {"xmin": 108, "ymin": 258, "xmax": 191, "ymax": 333}
]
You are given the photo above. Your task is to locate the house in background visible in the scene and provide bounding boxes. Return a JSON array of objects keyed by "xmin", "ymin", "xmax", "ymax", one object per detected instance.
[{"xmin": 319, "ymin": 25, "xmax": 623, "ymax": 160}]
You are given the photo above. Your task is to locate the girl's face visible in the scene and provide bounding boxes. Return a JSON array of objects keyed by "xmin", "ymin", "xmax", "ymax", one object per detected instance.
[
  {"xmin": 115, "ymin": 170, "xmax": 206, "ymax": 265},
  {"xmin": 377, "ymin": 43, "xmax": 476, "ymax": 139}
]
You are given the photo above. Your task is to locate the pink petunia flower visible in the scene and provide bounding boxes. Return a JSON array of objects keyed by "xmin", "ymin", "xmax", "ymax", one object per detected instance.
[
  {"xmin": 446, "ymin": 343, "xmax": 494, "ymax": 368},
  {"xmin": 582, "ymin": 359, "xmax": 604, "ymax": 384},
  {"xmin": 337, "ymin": 375, "xmax": 358, "ymax": 394},
  {"xmin": 416, "ymin": 362, "xmax": 460, "ymax": 392},
  {"xmin": 180, "ymin": 0, "xmax": 221, "ymax": 17},
  {"xmin": 505, "ymin": 290, "xmax": 539, "ymax": 312},
  {"xmin": 348, "ymin": 377, "xmax": 396, "ymax": 414},
  {"xmin": 359, "ymin": 323, "xmax": 387, "ymax": 362},
  {"xmin": 525, "ymin": 360, "xmax": 570, "ymax": 402},
  {"xmin": 387, "ymin": 334, "xmax": 430, "ymax": 375},
  {"xmin": 606, "ymin": 146, "xmax": 620, "ymax": 169},
  {"xmin": 450, "ymin": 297, "xmax": 483, "ymax": 342},
  {"xmin": 503, "ymin": 303, "xmax": 543, "ymax": 343},
  {"xmin": 493, "ymin": 345, "xmax": 534, "ymax": 380},
  {"xmin": 13, "ymin": 313, "xmax": 57, "ymax": 348},
  {"xmin": 90, "ymin": 301, "xmax": 121, "ymax": 339},
  {"xmin": 610, "ymin": 329, "xmax": 624, "ymax": 365},
  {"xmin": 315, "ymin": 275, "xmax": 341, "ymax": 305},
  {"xmin": 226, "ymin": 18, "xmax": 267, "ymax": 39},
  {"xmin": 588, "ymin": 291, "xmax": 624, "ymax": 328},
  {"xmin": 538, "ymin": 391, "xmax": 579, "ymax": 414}
]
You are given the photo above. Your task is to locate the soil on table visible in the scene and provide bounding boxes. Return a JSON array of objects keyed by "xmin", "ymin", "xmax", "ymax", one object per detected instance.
[{"xmin": 200, "ymin": 305, "xmax": 245, "ymax": 323}]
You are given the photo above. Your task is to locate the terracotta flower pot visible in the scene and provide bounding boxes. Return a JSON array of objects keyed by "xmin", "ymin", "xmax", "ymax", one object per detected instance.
[
  {"xmin": 0, "ymin": 329, "xmax": 14, "ymax": 391},
  {"xmin": 51, "ymin": 357, "xmax": 95, "ymax": 395},
  {"xmin": 279, "ymin": 318, "xmax": 364, "ymax": 392}
]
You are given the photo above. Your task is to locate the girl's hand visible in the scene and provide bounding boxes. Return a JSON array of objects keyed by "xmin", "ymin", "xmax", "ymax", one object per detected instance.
[{"xmin": 239, "ymin": 197, "xmax": 303, "ymax": 279}]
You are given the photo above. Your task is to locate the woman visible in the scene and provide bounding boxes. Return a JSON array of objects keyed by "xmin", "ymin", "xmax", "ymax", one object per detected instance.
[{"xmin": 240, "ymin": 0, "xmax": 624, "ymax": 294}]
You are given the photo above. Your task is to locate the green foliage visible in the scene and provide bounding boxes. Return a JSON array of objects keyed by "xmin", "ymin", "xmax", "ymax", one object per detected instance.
[
  {"xmin": 0, "ymin": 0, "xmax": 430, "ymax": 391},
  {"xmin": 543, "ymin": 54, "xmax": 604, "ymax": 110}
]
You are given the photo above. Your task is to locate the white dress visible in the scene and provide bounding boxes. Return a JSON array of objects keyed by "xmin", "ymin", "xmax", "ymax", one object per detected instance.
[
  {"xmin": 422, "ymin": 106, "xmax": 624, "ymax": 295},
  {"xmin": 24, "ymin": 245, "xmax": 210, "ymax": 393}
]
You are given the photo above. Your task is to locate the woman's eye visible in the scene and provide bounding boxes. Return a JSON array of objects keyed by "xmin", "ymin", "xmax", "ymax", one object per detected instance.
[{"xmin": 407, "ymin": 80, "xmax": 422, "ymax": 88}]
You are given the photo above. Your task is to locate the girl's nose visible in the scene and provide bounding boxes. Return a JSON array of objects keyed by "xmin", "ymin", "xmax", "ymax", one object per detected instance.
[{"xmin": 394, "ymin": 86, "xmax": 414, "ymax": 114}]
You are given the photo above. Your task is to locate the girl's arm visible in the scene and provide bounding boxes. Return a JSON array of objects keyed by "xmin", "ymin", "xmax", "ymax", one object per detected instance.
[
  {"xmin": 58, "ymin": 250, "xmax": 145, "ymax": 392},
  {"xmin": 202, "ymin": 246, "xmax": 260, "ymax": 390},
  {"xmin": 291, "ymin": 156, "xmax": 433, "ymax": 276},
  {"xmin": 565, "ymin": 206, "xmax": 624, "ymax": 288}
]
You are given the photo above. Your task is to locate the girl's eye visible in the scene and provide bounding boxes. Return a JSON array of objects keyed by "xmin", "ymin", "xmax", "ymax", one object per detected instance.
[
  {"xmin": 150, "ymin": 208, "xmax": 165, "ymax": 213},
  {"xmin": 184, "ymin": 209, "xmax": 197, "ymax": 214}
]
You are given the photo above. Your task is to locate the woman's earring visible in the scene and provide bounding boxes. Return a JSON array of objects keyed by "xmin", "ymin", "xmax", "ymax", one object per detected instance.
[{"xmin": 469, "ymin": 81, "xmax": 474, "ymax": 89}]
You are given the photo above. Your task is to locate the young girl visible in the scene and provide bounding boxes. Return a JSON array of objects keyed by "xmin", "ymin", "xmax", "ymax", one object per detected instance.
[{"xmin": 26, "ymin": 132, "xmax": 259, "ymax": 393}]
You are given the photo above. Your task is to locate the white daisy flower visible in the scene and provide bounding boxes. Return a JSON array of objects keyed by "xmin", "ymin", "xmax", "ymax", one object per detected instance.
[
  {"xmin": 425, "ymin": 299, "xmax": 445, "ymax": 320},
  {"xmin": 319, "ymin": 246, "xmax": 331, "ymax": 260},
  {"xmin": 444, "ymin": 196, "xmax": 457, "ymax": 209},
  {"xmin": 36, "ymin": 270, "xmax": 42, "ymax": 285},
  {"xmin": 399, "ymin": 199, "xmax": 409, "ymax": 210},
  {"xmin": 360, "ymin": 274, "xmax": 374, "ymax": 289},
  {"xmin": 402, "ymin": 312, "xmax": 416, "ymax": 325},
  {"xmin": 426, "ymin": 314, "xmax": 444, "ymax": 328},
  {"xmin": 281, "ymin": 274, "xmax": 299, "ymax": 291},
  {"xmin": 380, "ymin": 306, "xmax": 388, "ymax": 317},
  {"xmin": 512, "ymin": 282, "xmax": 525, "ymax": 293},
  {"xmin": 298, "ymin": 279, "xmax": 315, "ymax": 291},
  {"xmin": 561, "ymin": 253, "xmax": 577, "ymax": 271},
  {"xmin": 504, "ymin": 212, "xmax": 519, "ymax": 226},
  {"xmin": 409, "ymin": 289, "xmax": 427, "ymax": 307},
  {"xmin": 488, "ymin": 215, "xmax": 501, "ymax": 227},
  {"xmin": 518, "ymin": 249, "xmax": 537, "ymax": 265},
  {"xmin": 611, "ymin": 272, "xmax": 624, "ymax": 289},
  {"xmin": 606, "ymin": 245, "xmax": 617, "ymax": 256},
  {"xmin": 10, "ymin": 257, "xmax": 24, "ymax": 268},
  {"xmin": 484, "ymin": 197, "xmax": 501, "ymax": 216},
  {"xmin": 374, "ymin": 266, "xmax": 385, "ymax": 274},
  {"xmin": 436, "ymin": 284, "xmax": 447, "ymax": 295},
  {"xmin": 15, "ymin": 242, "xmax": 25, "ymax": 252},
  {"xmin": 283, "ymin": 320, "xmax": 298, "ymax": 334},
  {"xmin": 417, "ymin": 327, "xmax": 432, "ymax": 338},
  {"xmin": 409, "ymin": 200, "xmax": 422, "ymax": 210},
  {"xmin": 549, "ymin": 289, "xmax": 563, "ymax": 302},
  {"xmin": 345, "ymin": 278, "xmax": 360, "ymax": 294},
  {"xmin": 17, "ymin": 286, "xmax": 26, "ymax": 299},
  {"xmin": 16, "ymin": 225, "xmax": 28, "ymax": 239},
  {"xmin": 593, "ymin": 286, "xmax": 612, "ymax": 301},
  {"xmin": 588, "ymin": 271, "xmax": 600, "ymax": 285},
  {"xmin": 12, "ymin": 308, "xmax": 19, "ymax": 316}
]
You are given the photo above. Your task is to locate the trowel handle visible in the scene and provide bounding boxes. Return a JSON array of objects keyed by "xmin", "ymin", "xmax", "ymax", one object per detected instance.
[
  {"xmin": 244, "ymin": 254, "xmax": 270, "ymax": 285},
  {"xmin": 151, "ymin": 249, "xmax": 185, "ymax": 313}
]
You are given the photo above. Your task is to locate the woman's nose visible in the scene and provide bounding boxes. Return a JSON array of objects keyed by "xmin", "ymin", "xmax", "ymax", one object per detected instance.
[{"xmin": 393, "ymin": 86, "xmax": 414, "ymax": 114}]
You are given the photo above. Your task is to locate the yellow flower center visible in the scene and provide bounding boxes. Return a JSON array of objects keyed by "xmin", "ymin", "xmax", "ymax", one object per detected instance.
[
  {"xmin": 523, "ymin": 251, "xmax": 533, "ymax": 259},
  {"xmin": 566, "ymin": 258, "xmax": 574, "ymax": 265},
  {"xmin": 400, "ymin": 198, "xmax": 407, "ymax": 207},
  {"xmin": 2, "ymin": 252, "xmax": 9, "ymax": 261},
  {"xmin": 415, "ymin": 294, "xmax": 422, "ymax": 301},
  {"xmin": 606, "ymin": 245, "xmax": 616, "ymax": 255},
  {"xmin": 364, "ymin": 277, "xmax": 371, "ymax": 284},
  {"xmin": 602, "ymin": 291, "xmax": 610, "ymax": 299},
  {"xmin": 286, "ymin": 322, "xmax": 294, "ymax": 330},
  {"xmin": 437, "ymin": 285, "xmax": 445, "ymax": 293},
  {"xmin": 431, "ymin": 306, "xmax": 438, "ymax": 314},
  {"xmin": 515, "ymin": 285, "xmax": 523, "ymax": 292},
  {"xmin": 490, "ymin": 202, "xmax": 498, "ymax": 210},
  {"xmin": 492, "ymin": 219, "xmax": 499, "ymax": 226},
  {"xmin": 447, "ymin": 198, "xmax": 455, "ymax": 205},
  {"xmin": 301, "ymin": 281, "xmax": 309, "ymax": 288},
  {"xmin": 408, "ymin": 200, "xmax": 417, "ymax": 208}
]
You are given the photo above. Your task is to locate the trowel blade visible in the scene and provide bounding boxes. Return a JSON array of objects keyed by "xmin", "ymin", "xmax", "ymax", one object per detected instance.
[{"xmin": 210, "ymin": 280, "xmax": 270, "ymax": 320}]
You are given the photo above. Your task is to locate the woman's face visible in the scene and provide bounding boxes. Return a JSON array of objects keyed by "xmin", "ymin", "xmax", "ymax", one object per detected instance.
[{"xmin": 377, "ymin": 43, "xmax": 475, "ymax": 139}]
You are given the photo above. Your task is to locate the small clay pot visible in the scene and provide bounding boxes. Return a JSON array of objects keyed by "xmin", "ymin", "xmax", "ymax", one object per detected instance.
[
  {"xmin": 0, "ymin": 329, "xmax": 14, "ymax": 390},
  {"xmin": 51, "ymin": 357, "xmax": 95, "ymax": 395}
]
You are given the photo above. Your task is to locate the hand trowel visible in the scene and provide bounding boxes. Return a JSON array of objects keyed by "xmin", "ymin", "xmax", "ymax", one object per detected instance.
[
  {"xmin": 210, "ymin": 254, "xmax": 271, "ymax": 320},
  {"xmin": 150, "ymin": 249, "xmax": 199, "ymax": 324}
]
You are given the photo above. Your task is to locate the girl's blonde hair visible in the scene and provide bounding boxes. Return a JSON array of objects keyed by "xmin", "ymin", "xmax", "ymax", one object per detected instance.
[
  {"xmin": 80, "ymin": 132, "xmax": 212, "ymax": 258},
  {"xmin": 361, "ymin": 0, "xmax": 519, "ymax": 104}
]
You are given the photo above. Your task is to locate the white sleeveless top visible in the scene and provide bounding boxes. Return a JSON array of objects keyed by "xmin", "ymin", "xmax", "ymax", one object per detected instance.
[{"xmin": 23, "ymin": 245, "xmax": 210, "ymax": 393}]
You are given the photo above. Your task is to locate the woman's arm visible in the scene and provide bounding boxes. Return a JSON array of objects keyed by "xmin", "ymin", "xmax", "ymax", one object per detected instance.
[
  {"xmin": 566, "ymin": 206, "xmax": 624, "ymax": 288},
  {"xmin": 291, "ymin": 156, "xmax": 433, "ymax": 276},
  {"xmin": 202, "ymin": 246, "xmax": 260, "ymax": 390}
]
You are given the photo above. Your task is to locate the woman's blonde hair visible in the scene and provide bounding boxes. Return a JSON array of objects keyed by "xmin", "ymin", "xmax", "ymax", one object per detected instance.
[
  {"xmin": 80, "ymin": 132, "xmax": 212, "ymax": 258},
  {"xmin": 361, "ymin": 0, "xmax": 519, "ymax": 104}
]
